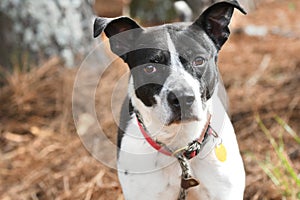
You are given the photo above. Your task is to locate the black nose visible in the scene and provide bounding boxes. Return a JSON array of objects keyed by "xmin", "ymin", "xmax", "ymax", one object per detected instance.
[{"xmin": 167, "ymin": 91, "xmax": 195, "ymax": 109}]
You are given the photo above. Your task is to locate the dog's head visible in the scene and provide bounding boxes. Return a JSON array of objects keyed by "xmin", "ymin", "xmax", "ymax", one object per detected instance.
[{"xmin": 94, "ymin": 1, "xmax": 245, "ymax": 140}]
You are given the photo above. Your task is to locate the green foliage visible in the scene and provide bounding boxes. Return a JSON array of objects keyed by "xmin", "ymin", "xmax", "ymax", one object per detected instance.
[
  {"xmin": 256, "ymin": 115, "xmax": 300, "ymax": 199},
  {"xmin": 288, "ymin": 2, "xmax": 296, "ymax": 11}
]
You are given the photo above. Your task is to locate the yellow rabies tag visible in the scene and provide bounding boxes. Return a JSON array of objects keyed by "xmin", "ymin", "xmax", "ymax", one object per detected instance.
[{"xmin": 214, "ymin": 143, "xmax": 227, "ymax": 162}]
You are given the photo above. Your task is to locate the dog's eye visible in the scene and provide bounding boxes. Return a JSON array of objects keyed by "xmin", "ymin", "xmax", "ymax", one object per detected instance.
[
  {"xmin": 193, "ymin": 57, "xmax": 206, "ymax": 67},
  {"xmin": 144, "ymin": 65, "xmax": 157, "ymax": 74}
]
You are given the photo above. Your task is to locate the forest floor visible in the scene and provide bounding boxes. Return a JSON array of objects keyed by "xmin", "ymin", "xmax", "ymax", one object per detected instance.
[{"xmin": 0, "ymin": 0, "xmax": 299, "ymax": 199}]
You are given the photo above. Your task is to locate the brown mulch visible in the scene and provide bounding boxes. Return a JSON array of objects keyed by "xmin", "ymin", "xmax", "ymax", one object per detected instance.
[{"xmin": 0, "ymin": 0, "xmax": 299, "ymax": 199}]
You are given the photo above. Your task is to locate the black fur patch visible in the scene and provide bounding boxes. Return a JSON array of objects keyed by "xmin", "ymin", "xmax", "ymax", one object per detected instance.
[
  {"xmin": 167, "ymin": 26, "xmax": 218, "ymax": 101},
  {"xmin": 127, "ymin": 48, "xmax": 171, "ymax": 106}
]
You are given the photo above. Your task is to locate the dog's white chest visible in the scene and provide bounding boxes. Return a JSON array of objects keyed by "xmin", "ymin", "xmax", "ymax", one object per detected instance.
[
  {"xmin": 117, "ymin": 119, "xmax": 181, "ymax": 199},
  {"xmin": 117, "ymin": 112, "xmax": 245, "ymax": 200}
]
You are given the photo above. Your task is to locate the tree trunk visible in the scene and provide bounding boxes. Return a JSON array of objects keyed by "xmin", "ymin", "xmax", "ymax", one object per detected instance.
[{"xmin": 0, "ymin": 0, "xmax": 96, "ymax": 69}]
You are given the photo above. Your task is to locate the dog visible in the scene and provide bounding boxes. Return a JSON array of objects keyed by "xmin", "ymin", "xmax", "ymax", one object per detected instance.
[{"xmin": 94, "ymin": 1, "xmax": 246, "ymax": 199}]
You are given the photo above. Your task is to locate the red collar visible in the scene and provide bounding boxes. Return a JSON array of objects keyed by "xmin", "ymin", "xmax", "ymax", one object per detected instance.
[{"xmin": 136, "ymin": 114, "xmax": 212, "ymax": 159}]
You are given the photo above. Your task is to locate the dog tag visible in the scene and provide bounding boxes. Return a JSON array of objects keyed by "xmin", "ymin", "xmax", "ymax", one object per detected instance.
[{"xmin": 214, "ymin": 143, "xmax": 227, "ymax": 162}]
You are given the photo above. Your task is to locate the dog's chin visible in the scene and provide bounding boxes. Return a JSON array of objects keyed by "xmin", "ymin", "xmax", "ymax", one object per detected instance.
[{"xmin": 166, "ymin": 115, "xmax": 200, "ymax": 126}]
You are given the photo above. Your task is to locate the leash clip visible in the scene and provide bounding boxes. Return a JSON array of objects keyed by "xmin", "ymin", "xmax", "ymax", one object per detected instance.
[{"xmin": 183, "ymin": 140, "xmax": 202, "ymax": 159}]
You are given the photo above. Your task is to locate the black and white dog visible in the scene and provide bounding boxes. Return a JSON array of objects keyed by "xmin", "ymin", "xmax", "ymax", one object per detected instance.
[{"xmin": 94, "ymin": 1, "xmax": 246, "ymax": 199}]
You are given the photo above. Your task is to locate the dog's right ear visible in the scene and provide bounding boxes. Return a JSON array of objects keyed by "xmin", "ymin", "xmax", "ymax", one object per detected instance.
[
  {"xmin": 192, "ymin": 0, "xmax": 246, "ymax": 51},
  {"xmin": 93, "ymin": 17, "xmax": 143, "ymax": 60}
]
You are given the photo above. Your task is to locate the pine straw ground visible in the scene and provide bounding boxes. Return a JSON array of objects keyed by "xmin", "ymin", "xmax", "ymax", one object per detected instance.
[{"xmin": 0, "ymin": 0, "xmax": 299, "ymax": 199}]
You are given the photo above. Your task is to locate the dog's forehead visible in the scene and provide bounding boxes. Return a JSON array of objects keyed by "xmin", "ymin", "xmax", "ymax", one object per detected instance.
[
  {"xmin": 168, "ymin": 27, "xmax": 216, "ymax": 59},
  {"xmin": 134, "ymin": 24, "xmax": 216, "ymax": 57},
  {"xmin": 134, "ymin": 27, "xmax": 169, "ymax": 50}
]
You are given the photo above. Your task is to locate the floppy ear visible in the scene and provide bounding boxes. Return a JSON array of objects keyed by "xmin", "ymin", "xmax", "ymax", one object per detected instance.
[
  {"xmin": 93, "ymin": 17, "xmax": 143, "ymax": 60},
  {"xmin": 192, "ymin": 0, "xmax": 246, "ymax": 50}
]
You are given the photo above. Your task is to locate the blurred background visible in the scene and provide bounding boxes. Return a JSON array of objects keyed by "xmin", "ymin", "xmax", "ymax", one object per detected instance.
[{"xmin": 0, "ymin": 0, "xmax": 299, "ymax": 199}]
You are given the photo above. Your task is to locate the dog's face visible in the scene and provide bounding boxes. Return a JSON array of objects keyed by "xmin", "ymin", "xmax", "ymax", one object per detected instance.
[
  {"xmin": 125, "ymin": 26, "xmax": 218, "ymax": 126},
  {"xmin": 94, "ymin": 1, "xmax": 245, "ymax": 140}
]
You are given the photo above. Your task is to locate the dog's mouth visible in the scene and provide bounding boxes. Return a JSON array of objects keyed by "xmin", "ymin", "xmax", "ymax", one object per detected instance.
[{"xmin": 167, "ymin": 114, "xmax": 200, "ymax": 126}]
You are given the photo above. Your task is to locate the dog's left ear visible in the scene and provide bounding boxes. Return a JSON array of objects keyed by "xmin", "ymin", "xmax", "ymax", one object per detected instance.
[
  {"xmin": 93, "ymin": 17, "xmax": 143, "ymax": 60},
  {"xmin": 192, "ymin": 0, "xmax": 246, "ymax": 50}
]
